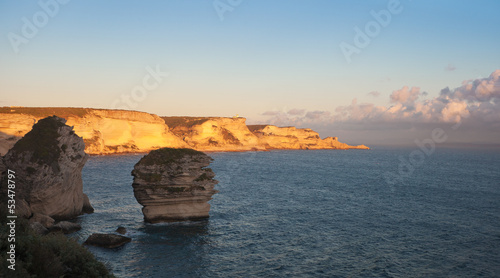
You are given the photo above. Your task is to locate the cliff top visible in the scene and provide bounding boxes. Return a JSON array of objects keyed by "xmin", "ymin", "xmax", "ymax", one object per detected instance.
[
  {"xmin": 247, "ymin": 125, "xmax": 268, "ymax": 132},
  {"xmin": 162, "ymin": 117, "xmax": 211, "ymax": 128},
  {"xmin": 137, "ymin": 147, "xmax": 207, "ymax": 166},
  {"xmin": 0, "ymin": 107, "xmax": 159, "ymax": 121},
  {"xmin": 247, "ymin": 124, "xmax": 302, "ymax": 131},
  {"xmin": 0, "ymin": 107, "xmax": 92, "ymax": 118},
  {"xmin": 162, "ymin": 116, "xmax": 242, "ymax": 129}
]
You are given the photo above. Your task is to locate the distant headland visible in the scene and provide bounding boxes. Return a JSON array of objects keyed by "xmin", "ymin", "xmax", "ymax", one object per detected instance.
[{"xmin": 0, "ymin": 107, "xmax": 369, "ymax": 155}]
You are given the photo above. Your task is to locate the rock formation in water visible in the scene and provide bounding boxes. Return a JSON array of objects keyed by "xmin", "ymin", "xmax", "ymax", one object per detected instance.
[
  {"xmin": 0, "ymin": 107, "xmax": 369, "ymax": 155},
  {"xmin": 0, "ymin": 116, "xmax": 93, "ymax": 228},
  {"xmin": 84, "ymin": 233, "xmax": 131, "ymax": 248},
  {"xmin": 131, "ymin": 148, "xmax": 218, "ymax": 223}
]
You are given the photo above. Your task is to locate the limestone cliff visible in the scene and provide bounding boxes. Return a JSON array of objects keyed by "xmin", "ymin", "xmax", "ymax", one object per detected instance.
[
  {"xmin": 0, "ymin": 107, "xmax": 187, "ymax": 155},
  {"xmin": 163, "ymin": 117, "xmax": 265, "ymax": 152},
  {"xmin": 0, "ymin": 107, "xmax": 368, "ymax": 154},
  {"xmin": 248, "ymin": 125, "xmax": 370, "ymax": 150},
  {"xmin": 131, "ymin": 148, "xmax": 218, "ymax": 223},
  {"xmin": 0, "ymin": 116, "xmax": 93, "ymax": 226}
]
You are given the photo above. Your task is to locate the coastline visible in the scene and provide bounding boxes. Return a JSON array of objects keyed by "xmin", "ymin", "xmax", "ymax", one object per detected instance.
[{"xmin": 0, "ymin": 107, "xmax": 369, "ymax": 156}]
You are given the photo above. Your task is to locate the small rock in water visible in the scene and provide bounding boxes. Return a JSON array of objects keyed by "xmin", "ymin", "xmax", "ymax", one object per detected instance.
[
  {"xmin": 84, "ymin": 233, "xmax": 131, "ymax": 248},
  {"xmin": 116, "ymin": 226, "xmax": 127, "ymax": 235}
]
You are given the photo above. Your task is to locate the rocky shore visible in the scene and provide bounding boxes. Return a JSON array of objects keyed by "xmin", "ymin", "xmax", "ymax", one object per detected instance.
[{"xmin": 0, "ymin": 116, "xmax": 112, "ymax": 277}]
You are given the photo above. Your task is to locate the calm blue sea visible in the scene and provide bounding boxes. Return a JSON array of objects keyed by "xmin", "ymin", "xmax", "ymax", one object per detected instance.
[{"xmin": 74, "ymin": 147, "xmax": 500, "ymax": 277}]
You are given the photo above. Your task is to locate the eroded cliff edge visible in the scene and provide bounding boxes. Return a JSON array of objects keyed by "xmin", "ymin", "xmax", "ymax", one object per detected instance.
[
  {"xmin": 0, "ymin": 107, "xmax": 368, "ymax": 155},
  {"xmin": 0, "ymin": 116, "xmax": 93, "ymax": 228},
  {"xmin": 247, "ymin": 125, "xmax": 369, "ymax": 150},
  {"xmin": 131, "ymin": 148, "xmax": 218, "ymax": 223}
]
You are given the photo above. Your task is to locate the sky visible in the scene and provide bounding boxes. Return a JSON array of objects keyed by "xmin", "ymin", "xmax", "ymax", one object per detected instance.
[{"xmin": 0, "ymin": 0, "xmax": 499, "ymax": 146}]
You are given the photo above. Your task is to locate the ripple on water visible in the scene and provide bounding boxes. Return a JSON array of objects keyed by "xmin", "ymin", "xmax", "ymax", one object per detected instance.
[{"xmin": 73, "ymin": 148, "xmax": 500, "ymax": 277}]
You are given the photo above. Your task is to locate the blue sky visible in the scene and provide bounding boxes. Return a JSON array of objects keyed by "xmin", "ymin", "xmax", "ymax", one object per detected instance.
[{"xmin": 1, "ymin": 0, "xmax": 499, "ymax": 145}]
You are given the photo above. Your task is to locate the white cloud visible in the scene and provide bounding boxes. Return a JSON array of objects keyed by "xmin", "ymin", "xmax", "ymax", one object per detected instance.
[
  {"xmin": 288, "ymin": 108, "xmax": 305, "ymax": 115},
  {"xmin": 390, "ymin": 86, "xmax": 421, "ymax": 105},
  {"xmin": 262, "ymin": 70, "xmax": 500, "ymax": 131}
]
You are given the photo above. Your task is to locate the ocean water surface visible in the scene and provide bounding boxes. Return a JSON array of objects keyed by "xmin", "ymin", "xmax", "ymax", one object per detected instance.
[{"xmin": 74, "ymin": 147, "xmax": 500, "ymax": 277}]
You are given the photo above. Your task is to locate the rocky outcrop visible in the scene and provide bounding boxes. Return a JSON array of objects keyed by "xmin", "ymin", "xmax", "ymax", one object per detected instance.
[
  {"xmin": 248, "ymin": 125, "xmax": 370, "ymax": 150},
  {"xmin": 0, "ymin": 107, "xmax": 369, "ymax": 155},
  {"xmin": 320, "ymin": 136, "xmax": 370, "ymax": 150},
  {"xmin": 84, "ymin": 233, "xmax": 131, "ymax": 248},
  {"xmin": 132, "ymin": 148, "xmax": 218, "ymax": 223},
  {"xmin": 0, "ymin": 116, "xmax": 93, "ymax": 228}
]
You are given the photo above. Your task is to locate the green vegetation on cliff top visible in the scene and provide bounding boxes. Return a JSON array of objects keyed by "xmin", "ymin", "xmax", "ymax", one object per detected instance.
[
  {"xmin": 162, "ymin": 116, "xmax": 245, "ymax": 129},
  {"xmin": 10, "ymin": 116, "xmax": 66, "ymax": 167},
  {"xmin": 0, "ymin": 107, "xmax": 91, "ymax": 118},
  {"xmin": 161, "ymin": 117, "xmax": 212, "ymax": 128},
  {"xmin": 137, "ymin": 147, "xmax": 207, "ymax": 166}
]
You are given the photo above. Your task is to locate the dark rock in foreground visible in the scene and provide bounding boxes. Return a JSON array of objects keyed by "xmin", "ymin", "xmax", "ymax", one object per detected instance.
[
  {"xmin": 84, "ymin": 233, "xmax": 132, "ymax": 248},
  {"xmin": 131, "ymin": 148, "xmax": 218, "ymax": 223}
]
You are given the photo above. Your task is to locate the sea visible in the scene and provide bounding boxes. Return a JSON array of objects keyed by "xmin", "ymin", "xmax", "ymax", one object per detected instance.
[{"xmin": 73, "ymin": 147, "xmax": 500, "ymax": 277}]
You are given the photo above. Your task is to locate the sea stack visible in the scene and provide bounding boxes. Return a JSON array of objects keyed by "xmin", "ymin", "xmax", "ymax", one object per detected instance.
[
  {"xmin": 131, "ymin": 148, "xmax": 218, "ymax": 223},
  {"xmin": 0, "ymin": 116, "xmax": 93, "ymax": 226}
]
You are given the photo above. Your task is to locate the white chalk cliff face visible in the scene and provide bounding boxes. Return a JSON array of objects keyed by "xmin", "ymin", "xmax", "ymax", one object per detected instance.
[
  {"xmin": 131, "ymin": 148, "xmax": 218, "ymax": 223},
  {"xmin": 0, "ymin": 116, "xmax": 93, "ymax": 226}
]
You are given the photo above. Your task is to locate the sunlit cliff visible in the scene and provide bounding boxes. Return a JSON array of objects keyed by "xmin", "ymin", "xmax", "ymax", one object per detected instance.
[{"xmin": 0, "ymin": 107, "xmax": 368, "ymax": 155}]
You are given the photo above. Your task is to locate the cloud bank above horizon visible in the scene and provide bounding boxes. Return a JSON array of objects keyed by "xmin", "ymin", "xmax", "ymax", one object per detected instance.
[{"xmin": 260, "ymin": 70, "xmax": 500, "ymax": 145}]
